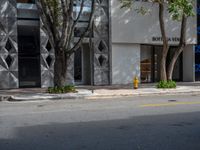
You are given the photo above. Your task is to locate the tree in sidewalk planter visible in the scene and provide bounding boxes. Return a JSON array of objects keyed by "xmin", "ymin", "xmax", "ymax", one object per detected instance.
[
  {"xmin": 36, "ymin": 0, "xmax": 95, "ymax": 87},
  {"xmin": 119, "ymin": 0, "xmax": 195, "ymax": 81}
]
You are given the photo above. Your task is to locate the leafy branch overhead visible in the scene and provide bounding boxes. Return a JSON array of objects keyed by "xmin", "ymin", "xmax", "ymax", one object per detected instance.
[
  {"xmin": 168, "ymin": 0, "xmax": 195, "ymax": 21},
  {"xmin": 119, "ymin": 0, "xmax": 195, "ymax": 21}
]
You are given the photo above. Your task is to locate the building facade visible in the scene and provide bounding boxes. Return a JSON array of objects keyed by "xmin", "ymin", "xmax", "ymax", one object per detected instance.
[
  {"xmin": 111, "ymin": 1, "xmax": 196, "ymax": 84},
  {"xmin": 0, "ymin": 0, "xmax": 197, "ymax": 89},
  {"xmin": 0, "ymin": 0, "xmax": 111, "ymax": 89}
]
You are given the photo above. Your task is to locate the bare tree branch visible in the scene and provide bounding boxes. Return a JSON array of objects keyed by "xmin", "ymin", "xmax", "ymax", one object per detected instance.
[
  {"xmin": 67, "ymin": 0, "xmax": 95, "ymax": 55},
  {"xmin": 65, "ymin": 0, "xmax": 85, "ymax": 52}
]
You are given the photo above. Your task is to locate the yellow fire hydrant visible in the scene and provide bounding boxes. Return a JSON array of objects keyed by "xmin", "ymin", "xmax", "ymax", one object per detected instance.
[{"xmin": 133, "ymin": 76, "xmax": 139, "ymax": 89}]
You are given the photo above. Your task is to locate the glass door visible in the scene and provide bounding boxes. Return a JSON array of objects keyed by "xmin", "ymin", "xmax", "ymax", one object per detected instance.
[{"xmin": 18, "ymin": 26, "xmax": 41, "ymax": 87}]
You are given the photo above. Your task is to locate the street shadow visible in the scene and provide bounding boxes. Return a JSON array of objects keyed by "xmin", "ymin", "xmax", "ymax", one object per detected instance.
[{"xmin": 1, "ymin": 111, "xmax": 200, "ymax": 150}]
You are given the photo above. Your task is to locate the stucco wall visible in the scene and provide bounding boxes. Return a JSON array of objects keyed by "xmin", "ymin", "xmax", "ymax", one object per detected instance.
[
  {"xmin": 111, "ymin": 1, "xmax": 196, "ymax": 45},
  {"xmin": 112, "ymin": 43, "xmax": 140, "ymax": 84},
  {"xmin": 183, "ymin": 45, "xmax": 195, "ymax": 82}
]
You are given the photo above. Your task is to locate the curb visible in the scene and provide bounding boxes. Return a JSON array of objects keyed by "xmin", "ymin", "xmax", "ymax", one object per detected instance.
[
  {"xmin": 0, "ymin": 94, "xmax": 92, "ymax": 102},
  {"xmin": 0, "ymin": 87, "xmax": 200, "ymax": 101},
  {"xmin": 86, "ymin": 91, "xmax": 200, "ymax": 99},
  {"xmin": 1, "ymin": 89, "xmax": 200, "ymax": 102},
  {"xmin": 0, "ymin": 89, "xmax": 93, "ymax": 102},
  {"xmin": 8, "ymin": 94, "xmax": 89, "ymax": 102}
]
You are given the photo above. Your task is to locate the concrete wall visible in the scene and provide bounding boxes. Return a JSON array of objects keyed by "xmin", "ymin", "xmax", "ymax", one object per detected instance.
[
  {"xmin": 112, "ymin": 44, "xmax": 140, "ymax": 84},
  {"xmin": 111, "ymin": 1, "xmax": 196, "ymax": 45},
  {"xmin": 183, "ymin": 45, "xmax": 195, "ymax": 82}
]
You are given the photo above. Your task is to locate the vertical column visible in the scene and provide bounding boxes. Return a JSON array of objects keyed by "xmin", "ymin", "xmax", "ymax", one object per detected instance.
[
  {"xmin": 92, "ymin": 0, "xmax": 110, "ymax": 85},
  {"xmin": 0, "ymin": 0, "xmax": 18, "ymax": 89},
  {"xmin": 40, "ymin": 20, "xmax": 55, "ymax": 87}
]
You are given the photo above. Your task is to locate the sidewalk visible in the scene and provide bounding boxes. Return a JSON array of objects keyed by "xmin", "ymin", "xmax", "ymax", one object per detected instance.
[
  {"xmin": 81, "ymin": 82, "xmax": 200, "ymax": 99},
  {"xmin": 0, "ymin": 82, "xmax": 200, "ymax": 101}
]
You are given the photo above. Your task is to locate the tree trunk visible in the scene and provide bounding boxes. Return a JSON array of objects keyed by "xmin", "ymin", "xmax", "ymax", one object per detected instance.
[
  {"xmin": 159, "ymin": 2, "xmax": 169, "ymax": 81},
  {"xmin": 160, "ymin": 53, "xmax": 167, "ymax": 81},
  {"xmin": 54, "ymin": 50, "xmax": 68, "ymax": 87},
  {"xmin": 167, "ymin": 15, "xmax": 187, "ymax": 80},
  {"xmin": 167, "ymin": 47, "xmax": 184, "ymax": 80}
]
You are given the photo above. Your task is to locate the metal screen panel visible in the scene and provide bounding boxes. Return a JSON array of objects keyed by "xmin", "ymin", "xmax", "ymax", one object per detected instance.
[
  {"xmin": 0, "ymin": 0, "xmax": 18, "ymax": 89},
  {"xmin": 40, "ymin": 19, "xmax": 55, "ymax": 87}
]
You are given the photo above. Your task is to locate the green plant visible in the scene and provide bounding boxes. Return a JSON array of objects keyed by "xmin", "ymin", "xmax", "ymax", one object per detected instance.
[
  {"xmin": 157, "ymin": 80, "xmax": 176, "ymax": 89},
  {"xmin": 48, "ymin": 85, "xmax": 77, "ymax": 94}
]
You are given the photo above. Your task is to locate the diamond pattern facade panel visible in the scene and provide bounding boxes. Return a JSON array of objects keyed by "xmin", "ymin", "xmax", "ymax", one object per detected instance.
[
  {"xmin": 40, "ymin": 19, "xmax": 55, "ymax": 87},
  {"xmin": 40, "ymin": 20, "xmax": 74, "ymax": 87},
  {"xmin": 0, "ymin": 0, "xmax": 18, "ymax": 89},
  {"xmin": 93, "ymin": 0, "xmax": 110, "ymax": 85}
]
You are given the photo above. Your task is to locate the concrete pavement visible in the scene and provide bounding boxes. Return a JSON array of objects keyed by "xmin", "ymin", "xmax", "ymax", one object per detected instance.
[{"xmin": 0, "ymin": 82, "xmax": 200, "ymax": 101}]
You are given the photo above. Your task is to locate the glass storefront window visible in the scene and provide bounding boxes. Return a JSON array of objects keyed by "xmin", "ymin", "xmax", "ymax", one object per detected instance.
[
  {"xmin": 74, "ymin": 0, "xmax": 92, "ymax": 22},
  {"xmin": 195, "ymin": 46, "xmax": 200, "ymax": 81},
  {"xmin": 195, "ymin": 5, "xmax": 200, "ymax": 81},
  {"xmin": 74, "ymin": 0, "xmax": 93, "ymax": 37},
  {"xmin": 141, "ymin": 45, "xmax": 182, "ymax": 83},
  {"xmin": 140, "ymin": 45, "xmax": 153, "ymax": 83}
]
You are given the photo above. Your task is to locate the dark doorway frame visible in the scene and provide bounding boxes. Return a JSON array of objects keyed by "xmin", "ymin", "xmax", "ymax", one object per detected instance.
[{"xmin": 18, "ymin": 25, "xmax": 41, "ymax": 88}]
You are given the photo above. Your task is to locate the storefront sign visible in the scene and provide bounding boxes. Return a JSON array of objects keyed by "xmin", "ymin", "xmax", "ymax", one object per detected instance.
[{"xmin": 152, "ymin": 37, "xmax": 180, "ymax": 42}]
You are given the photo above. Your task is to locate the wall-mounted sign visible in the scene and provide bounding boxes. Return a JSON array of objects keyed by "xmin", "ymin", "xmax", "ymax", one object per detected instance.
[{"xmin": 152, "ymin": 37, "xmax": 180, "ymax": 42}]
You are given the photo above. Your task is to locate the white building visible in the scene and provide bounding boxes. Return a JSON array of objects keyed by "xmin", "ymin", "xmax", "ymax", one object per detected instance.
[{"xmin": 111, "ymin": 1, "xmax": 196, "ymax": 84}]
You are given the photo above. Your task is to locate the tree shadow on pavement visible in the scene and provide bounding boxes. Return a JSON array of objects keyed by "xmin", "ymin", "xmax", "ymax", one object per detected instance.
[{"xmin": 1, "ymin": 111, "xmax": 200, "ymax": 150}]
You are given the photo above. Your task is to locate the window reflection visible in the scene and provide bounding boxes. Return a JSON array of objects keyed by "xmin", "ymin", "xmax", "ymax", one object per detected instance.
[
  {"xmin": 74, "ymin": 0, "xmax": 92, "ymax": 22},
  {"xmin": 74, "ymin": 0, "xmax": 93, "ymax": 37}
]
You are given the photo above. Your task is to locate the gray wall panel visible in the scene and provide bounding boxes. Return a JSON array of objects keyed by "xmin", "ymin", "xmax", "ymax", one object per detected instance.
[
  {"xmin": 0, "ymin": 0, "xmax": 18, "ymax": 89},
  {"xmin": 93, "ymin": 0, "xmax": 110, "ymax": 85},
  {"xmin": 40, "ymin": 20, "xmax": 74, "ymax": 87},
  {"xmin": 40, "ymin": 19, "xmax": 55, "ymax": 87}
]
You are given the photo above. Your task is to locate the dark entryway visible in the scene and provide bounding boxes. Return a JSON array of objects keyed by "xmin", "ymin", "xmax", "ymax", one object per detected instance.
[
  {"xmin": 18, "ymin": 25, "xmax": 41, "ymax": 88},
  {"xmin": 74, "ymin": 43, "xmax": 91, "ymax": 85}
]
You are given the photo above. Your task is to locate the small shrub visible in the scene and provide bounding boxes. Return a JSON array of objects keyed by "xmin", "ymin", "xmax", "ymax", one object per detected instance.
[
  {"xmin": 157, "ymin": 80, "xmax": 176, "ymax": 89},
  {"xmin": 48, "ymin": 85, "xmax": 77, "ymax": 94}
]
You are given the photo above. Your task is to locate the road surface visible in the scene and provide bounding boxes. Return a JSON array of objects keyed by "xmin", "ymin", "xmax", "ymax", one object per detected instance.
[{"xmin": 0, "ymin": 95, "xmax": 200, "ymax": 150}]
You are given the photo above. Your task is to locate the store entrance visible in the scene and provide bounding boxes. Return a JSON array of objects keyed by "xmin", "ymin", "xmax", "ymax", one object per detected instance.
[
  {"xmin": 140, "ymin": 45, "xmax": 183, "ymax": 83},
  {"xmin": 18, "ymin": 25, "xmax": 41, "ymax": 87}
]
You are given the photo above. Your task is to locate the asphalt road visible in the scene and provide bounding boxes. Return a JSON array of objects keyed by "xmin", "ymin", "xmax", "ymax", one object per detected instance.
[{"xmin": 0, "ymin": 95, "xmax": 200, "ymax": 150}]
